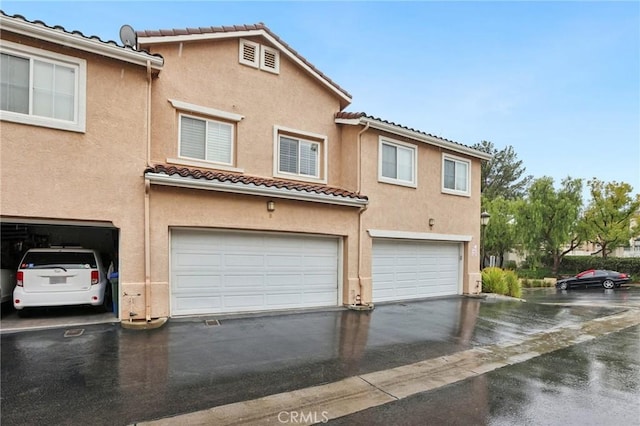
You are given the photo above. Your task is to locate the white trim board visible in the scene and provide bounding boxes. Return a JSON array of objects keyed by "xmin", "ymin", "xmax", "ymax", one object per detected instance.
[{"xmin": 368, "ymin": 229, "xmax": 472, "ymax": 242}]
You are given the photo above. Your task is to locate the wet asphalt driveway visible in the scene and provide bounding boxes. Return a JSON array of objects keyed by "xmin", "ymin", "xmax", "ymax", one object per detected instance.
[{"xmin": 1, "ymin": 286, "xmax": 639, "ymax": 425}]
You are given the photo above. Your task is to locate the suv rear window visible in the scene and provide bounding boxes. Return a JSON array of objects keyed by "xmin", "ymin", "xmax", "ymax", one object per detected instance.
[{"xmin": 20, "ymin": 252, "xmax": 98, "ymax": 269}]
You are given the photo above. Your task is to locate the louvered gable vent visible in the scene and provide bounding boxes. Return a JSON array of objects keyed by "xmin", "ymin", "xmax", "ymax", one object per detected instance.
[
  {"xmin": 239, "ymin": 39, "xmax": 259, "ymax": 68},
  {"xmin": 261, "ymin": 46, "xmax": 280, "ymax": 74},
  {"xmin": 239, "ymin": 39, "xmax": 280, "ymax": 75}
]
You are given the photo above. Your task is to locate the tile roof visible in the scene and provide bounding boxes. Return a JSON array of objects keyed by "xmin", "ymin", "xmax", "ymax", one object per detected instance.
[
  {"xmin": 335, "ymin": 111, "xmax": 485, "ymax": 156},
  {"xmin": 0, "ymin": 10, "xmax": 162, "ymax": 60},
  {"xmin": 136, "ymin": 23, "xmax": 351, "ymax": 99},
  {"xmin": 145, "ymin": 164, "xmax": 368, "ymax": 201}
]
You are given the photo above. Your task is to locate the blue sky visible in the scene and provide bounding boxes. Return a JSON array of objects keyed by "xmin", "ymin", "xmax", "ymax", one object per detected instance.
[{"xmin": 4, "ymin": 1, "xmax": 639, "ymax": 198}]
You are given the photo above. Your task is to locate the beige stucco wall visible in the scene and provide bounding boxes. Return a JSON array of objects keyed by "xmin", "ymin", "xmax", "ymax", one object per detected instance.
[
  {"xmin": 0, "ymin": 33, "xmax": 150, "ymax": 315},
  {"xmin": 136, "ymin": 36, "xmax": 363, "ymax": 317},
  {"xmin": 142, "ymin": 37, "xmax": 344, "ymax": 184},
  {"xmin": 1, "ymin": 28, "xmax": 484, "ymax": 322},
  {"xmin": 142, "ymin": 186, "xmax": 360, "ymax": 318},
  {"xmin": 343, "ymin": 128, "xmax": 483, "ymax": 300}
]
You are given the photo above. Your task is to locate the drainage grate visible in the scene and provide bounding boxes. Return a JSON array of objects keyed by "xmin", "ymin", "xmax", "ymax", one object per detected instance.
[
  {"xmin": 64, "ymin": 329, "xmax": 85, "ymax": 337},
  {"xmin": 205, "ymin": 319, "xmax": 221, "ymax": 327}
]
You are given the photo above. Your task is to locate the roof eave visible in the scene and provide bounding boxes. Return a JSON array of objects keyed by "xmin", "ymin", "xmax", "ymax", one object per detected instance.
[
  {"xmin": 138, "ymin": 29, "xmax": 351, "ymax": 107},
  {"xmin": 336, "ymin": 116, "xmax": 493, "ymax": 161},
  {"xmin": 145, "ymin": 172, "xmax": 368, "ymax": 208},
  {"xmin": 0, "ymin": 15, "xmax": 163, "ymax": 69}
]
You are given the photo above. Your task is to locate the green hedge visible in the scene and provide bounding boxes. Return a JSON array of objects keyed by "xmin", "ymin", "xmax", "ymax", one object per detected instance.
[
  {"xmin": 559, "ymin": 257, "xmax": 640, "ymax": 276},
  {"xmin": 516, "ymin": 268, "xmax": 552, "ymax": 279}
]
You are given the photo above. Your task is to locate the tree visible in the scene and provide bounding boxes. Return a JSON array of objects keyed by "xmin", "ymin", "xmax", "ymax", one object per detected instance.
[
  {"xmin": 515, "ymin": 176, "xmax": 583, "ymax": 275},
  {"xmin": 581, "ymin": 179, "xmax": 640, "ymax": 258},
  {"xmin": 473, "ymin": 140, "xmax": 532, "ymax": 200},
  {"xmin": 483, "ymin": 196, "xmax": 517, "ymax": 268}
]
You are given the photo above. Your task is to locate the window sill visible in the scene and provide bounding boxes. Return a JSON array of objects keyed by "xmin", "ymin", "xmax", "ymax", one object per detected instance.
[
  {"xmin": 441, "ymin": 188, "xmax": 471, "ymax": 197},
  {"xmin": 1, "ymin": 112, "xmax": 85, "ymax": 133},
  {"xmin": 166, "ymin": 158, "xmax": 244, "ymax": 173},
  {"xmin": 378, "ymin": 177, "xmax": 417, "ymax": 189},
  {"xmin": 274, "ymin": 172, "xmax": 327, "ymax": 185}
]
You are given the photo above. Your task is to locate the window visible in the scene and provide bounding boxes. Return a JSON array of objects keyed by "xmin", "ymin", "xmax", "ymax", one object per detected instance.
[
  {"xmin": 442, "ymin": 155, "xmax": 470, "ymax": 196},
  {"xmin": 274, "ymin": 126, "xmax": 326, "ymax": 182},
  {"xmin": 378, "ymin": 138, "xmax": 417, "ymax": 187},
  {"xmin": 0, "ymin": 41, "xmax": 86, "ymax": 132},
  {"xmin": 179, "ymin": 114, "xmax": 233, "ymax": 165},
  {"xmin": 278, "ymin": 136, "xmax": 319, "ymax": 177}
]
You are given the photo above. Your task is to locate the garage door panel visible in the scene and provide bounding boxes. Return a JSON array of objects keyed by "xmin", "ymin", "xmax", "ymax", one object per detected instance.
[
  {"xmin": 304, "ymin": 271, "xmax": 337, "ymax": 284},
  {"xmin": 173, "ymin": 274, "xmax": 222, "ymax": 291},
  {"xmin": 174, "ymin": 296, "xmax": 222, "ymax": 310},
  {"xmin": 174, "ymin": 252, "xmax": 222, "ymax": 267},
  {"xmin": 373, "ymin": 239, "xmax": 460, "ymax": 303},
  {"xmin": 224, "ymin": 294, "xmax": 265, "ymax": 308},
  {"xmin": 171, "ymin": 230, "xmax": 339, "ymax": 315}
]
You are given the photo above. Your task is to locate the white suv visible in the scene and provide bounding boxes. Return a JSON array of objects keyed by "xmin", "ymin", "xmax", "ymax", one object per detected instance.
[{"xmin": 13, "ymin": 248, "xmax": 111, "ymax": 314}]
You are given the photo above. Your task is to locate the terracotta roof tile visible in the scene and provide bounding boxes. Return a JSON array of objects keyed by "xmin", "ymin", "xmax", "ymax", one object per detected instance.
[
  {"xmin": 137, "ymin": 23, "xmax": 351, "ymax": 99},
  {"xmin": 145, "ymin": 164, "xmax": 368, "ymax": 201},
  {"xmin": 336, "ymin": 111, "xmax": 477, "ymax": 152},
  {"xmin": 0, "ymin": 11, "xmax": 162, "ymax": 60}
]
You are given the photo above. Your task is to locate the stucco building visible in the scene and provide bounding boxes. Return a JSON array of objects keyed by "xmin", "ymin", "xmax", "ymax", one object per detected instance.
[{"xmin": 1, "ymin": 12, "xmax": 491, "ymax": 324}]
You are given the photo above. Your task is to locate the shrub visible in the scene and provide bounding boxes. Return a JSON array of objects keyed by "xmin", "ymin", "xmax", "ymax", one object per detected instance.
[
  {"xmin": 482, "ymin": 267, "xmax": 508, "ymax": 295},
  {"xmin": 504, "ymin": 270, "xmax": 522, "ymax": 298}
]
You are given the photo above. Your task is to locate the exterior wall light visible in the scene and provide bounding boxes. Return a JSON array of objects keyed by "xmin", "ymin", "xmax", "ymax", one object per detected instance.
[
  {"xmin": 428, "ymin": 218, "xmax": 435, "ymax": 228},
  {"xmin": 267, "ymin": 201, "xmax": 276, "ymax": 212}
]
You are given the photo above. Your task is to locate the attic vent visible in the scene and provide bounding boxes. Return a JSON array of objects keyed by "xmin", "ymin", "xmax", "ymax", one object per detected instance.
[
  {"xmin": 239, "ymin": 39, "xmax": 259, "ymax": 68},
  {"xmin": 260, "ymin": 46, "xmax": 280, "ymax": 74}
]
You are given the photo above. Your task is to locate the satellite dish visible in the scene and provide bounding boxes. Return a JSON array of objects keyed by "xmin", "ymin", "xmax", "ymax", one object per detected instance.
[{"xmin": 119, "ymin": 24, "xmax": 137, "ymax": 49}]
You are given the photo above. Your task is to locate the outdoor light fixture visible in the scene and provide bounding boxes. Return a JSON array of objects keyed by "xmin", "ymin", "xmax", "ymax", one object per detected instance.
[
  {"xmin": 428, "ymin": 218, "xmax": 435, "ymax": 228},
  {"xmin": 480, "ymin": 211, "xmax": 491, "ymax": 227},
  {"xmin": 480, "ymin": 211, "xmax": 491, "ymax": 269},
  {"xmin": 267, "ymin": 201, "xmax": 275, "ymax": 212}
]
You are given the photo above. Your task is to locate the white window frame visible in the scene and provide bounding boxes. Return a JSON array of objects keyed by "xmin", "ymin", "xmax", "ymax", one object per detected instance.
[
  {"xmin": 442, "ymin": 154, "xmax": 471, "ymax": 197},
  {"xmin": 273, "ymin": 125, "xmax": 327, "ymax": 183},
  {"xmin": 0, "ymin": 40, "xmax": 86, "ymax": 133},
  {"xmin": 177, "ymin": 113, "xmax": 235, "ymax": 167},
  {"xmin": 168, "ymin": 100, "xmax": 244, "ymax": 172},
  {"xmin": 378, "ymin": 137, "xmax": 417, "ymax": 188}
]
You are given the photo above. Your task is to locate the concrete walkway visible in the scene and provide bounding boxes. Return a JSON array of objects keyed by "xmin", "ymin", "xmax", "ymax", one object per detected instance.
[{"xmin": 137, "ymin": 308, "xmax": 640, "ymax": 425}]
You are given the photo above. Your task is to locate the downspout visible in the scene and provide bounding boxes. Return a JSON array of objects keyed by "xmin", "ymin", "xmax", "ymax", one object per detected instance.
[
  {"xmin": 356, "ymin": 122, "xmax": 372, "ymax": 308},
  {"xmin": 144, "ymin": 60, "xmax": 152, "ymax": 322},
  {"xmin": 123, "ymin": 60, "xmax": 166, "ymax": 329},
  {"xmin": 356, "ymin": 122, "xmax": 369, "ymax": 194},
  {"xmin": 144, "ymin": 178, "xmax": 151, "ymax": 322}
]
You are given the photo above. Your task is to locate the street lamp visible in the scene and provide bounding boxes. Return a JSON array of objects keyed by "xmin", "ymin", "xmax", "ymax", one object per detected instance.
[{"xmin": 480, "ymin": 211, "xmax": 491, "ymax": 269}]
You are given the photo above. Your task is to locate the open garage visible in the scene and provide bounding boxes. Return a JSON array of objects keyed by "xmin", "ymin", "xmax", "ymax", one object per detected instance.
[
  {"xmin": 372, "ymin": 239, "xmax": 461, "ymax": 303},
  {"xmin": 170, "ymin": 228, "xmax": 341, "ymax": 316},
  {"xmin": 0, "ymin": 218, "xmax": 119, "ymax": 327}
]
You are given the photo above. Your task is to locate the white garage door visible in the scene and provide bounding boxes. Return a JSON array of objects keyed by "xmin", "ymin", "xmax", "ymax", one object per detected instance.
[
  {"xmin": 170, "ymin": 229, "xmax": 339, "ymax": 316},
  {"xmin": 372, "ymin": 239, "xmax": 460, "ymax": 302}
]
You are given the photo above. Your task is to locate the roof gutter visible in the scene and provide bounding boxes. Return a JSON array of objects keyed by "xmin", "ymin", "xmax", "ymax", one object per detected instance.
[
  {"xmin": 336, "ymin": 117, "xmax": 493, "ymax": 161},
  {"xmin": 0, "ymin": 15, "xmax": 163, "ymax": 70},
  {"xmin": 145, "ymin": 172, "xmax": 369, "ymax": 208}
]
